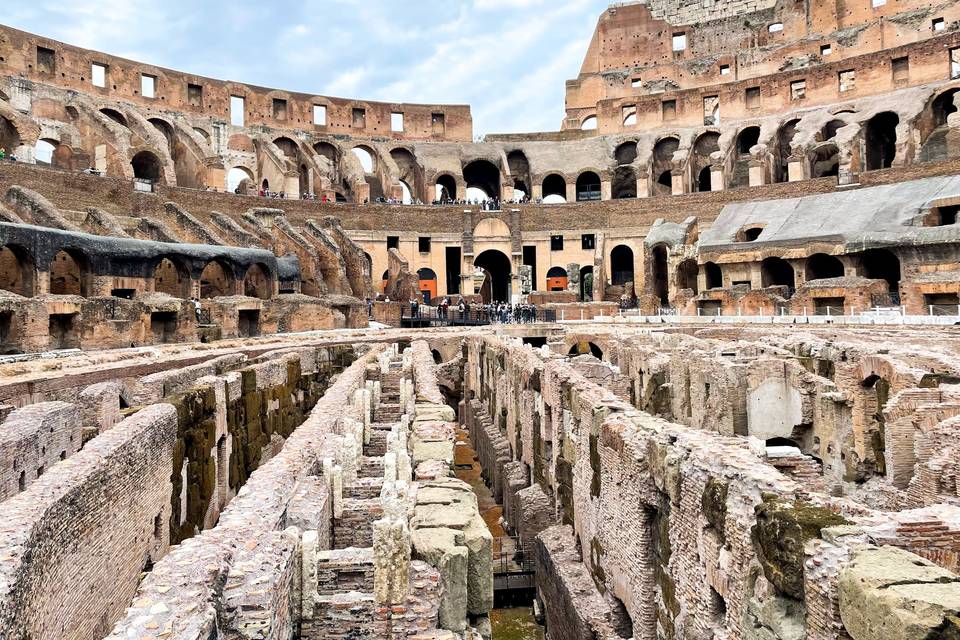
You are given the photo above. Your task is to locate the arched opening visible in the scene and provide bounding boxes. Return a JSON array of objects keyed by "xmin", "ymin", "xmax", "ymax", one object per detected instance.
[
  {"xmin": 580, "ymin": 265, "xmax": 594, "ymax": 301},
  {"xmin": 865, "ymin": 112, "xmax": 899, "ymax": 171},
  {"xmin": 612, "ymin": 166, "xmax": 636, "ymax": 199},
  {"xmin": 227, "ymin": 166, "xmax": 255, "ymax": 194},
  {"xmin": 806, "ymin": 254, "xmax": 845, "ymax": 280},
  {"xmin": 546, "ymin": 266, "xmax": 569, "ymax": 292},
  {"xmin": 131, "ymin": 151, "xmax": 162, "ymax": 182},
  {"xmin": 775, "ymin": 119, "xmax": 800, "ymax": 183},
  {"xmin": 615, "ymin": 141, "xmax": 638, "ymax": 166},
  {"xmin": 149, "ymin": 118, "xmax": 175, "ymax": 152},
  {"xmin": 200, "ymin": 261, "xmax": 234, "ymax": 299},
  {"xmin": 49, "ymin": 249, "xmax": 87, "ymax": 296},
  {"xmin": 580, "ymin": 116, "xmax": 598, "ymax": 131},
  {"xmin": 352, "ymin": 146, "xmax": 375, "ymax": 174},
  {"xmin": 932, "ymin": 89, "xmax": 959, "ymax": 128},
  {"xmin": 507, "ymin": 150, "xmax": 531, "ymax": 199},
  {"xmin": 676, "ymin": 259, "xmax": 699, "ymax": 294},
  {"xmin": 858, "ymin": 249, "xmax": 901, "ymax": 293},
  {"xmin": 651, "ymin": 245, "xmax": 668, "ymax": 306},
  {"xmin": 569, "ymin": 341, "xmax": 603, "ymax": 359},
  {"xmin": 436, "ymin": 174, "xmax": 457, "ymax": 202},
  {"xmin": 860, "ymin": 374, "xmax": 890, "ymax": 477},
  {"xmin": 576, "ymin": 171, "xmax": 601, "ymax": 201},
  {"xmin": 737, "ymin": 127, "xmax": 760, "ymax": 154},
  {"xmin": 261, "ymin": 179, "xmax": 270, "ymax": 192},
  {"xmin": 705, "ymin": 262, "xmax": 723, "ymax": 289},
  {"xmin": 0, "ymin": 116, "xmax": 21, "ymax": 155},
  {"xmin": 920, "ymin": 90, "xmax": 960, "ymax": 162},
  {"xmin": 34, "ymin": 139, "xmax": 57, "ymax": 165},
  {"xmin": 243, "ymin": 263, "xmax": 272, "ymax": 300},
  {"xmin": 274, "ymin": 137, "xmax": 298, "ymax": 159},
  {"xmin": 400, "ymin": 181, "xmax": 413, "ymax": 204},
  {"xmin": 692, "ymin": 132, "xmax": 720, "ymax": 193},
  {"xmin": 462, "ymin": 160, "xmax": 501, "ymax": 199},
  {"xmin": 652, "ymin": 137, "xmax": 679, "ymax": 195},
  {"xmin": 474, "ymin": 249, "xmax": 511, "ymax": 303},
  {"xmin": 153, "ymin": 257, "xmax": 189, "ymax": 298},
  {"xmin": 761, "ymin": 257, "xmax": 795, "ymax": 289},
  {"xmin": 391, "ymin": 147, "xmax": 423, "ymax": 203},
  {"xmin": 542, "ymin": 174, "xmax": 567, "ymax": 203},
  {"xmin": 431, "ymin": 349, "xmax": 443, "ymax": 364},
  {"xmin": 611, "ymin": 245, "xmax": 635, "ymax": 287},
  {"xmin": 732, "ymin": 127, "xmax": 761, "ymax": 188},
  {"xmin": 100, "ymin": 108, "xmax": 127, "ymax": 127},
  {"xmin": 417, "ymin": 267, "xmax": 437, "ymax": 303},
  {"xmin": 737, "ymin": 226, "xmax": 765, "ymax": 242},
  {"xmin": 821, "ymin": 119, "xmax": 846, "ymax": 141},
  {"xmin": 0, "ymin": 245, "xmax": 34, "ymax": 297}
]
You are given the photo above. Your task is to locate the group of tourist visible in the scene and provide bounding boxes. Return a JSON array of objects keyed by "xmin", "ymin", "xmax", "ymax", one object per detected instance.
[
  {"xmin": 402, "ymin": 297, "xmax": 541, "ymax": 324},
  {"xmin": 0, "ymin": 147, "xmax": 17, "ymax": 162}
]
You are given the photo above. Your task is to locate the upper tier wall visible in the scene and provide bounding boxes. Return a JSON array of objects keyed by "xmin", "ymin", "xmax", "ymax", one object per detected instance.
[
  {"xmin": 566, "ymin": 0, "xmax": 960, "ymax": 132},
  {"xmin": 0, "ymin": 25, "xmax": 473, "ymax": 142}
]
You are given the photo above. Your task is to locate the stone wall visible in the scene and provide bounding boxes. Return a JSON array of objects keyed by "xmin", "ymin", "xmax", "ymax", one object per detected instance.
[{"xmin": 0, "ymin": 404, "xmax": 177, "ymax": 640}]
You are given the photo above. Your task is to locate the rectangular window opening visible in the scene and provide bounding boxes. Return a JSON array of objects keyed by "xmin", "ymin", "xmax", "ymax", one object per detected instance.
[
  {"xmin": 720, "ymin": 64, "xmax": 730, "ymax": 76},
  {"xmin": 188, "ymin": 83, "xmax": 203, "ymax": 107},
  {"xmin": 952, "ymin": 47, "xmax": 960, "ymax": 79},
  {"xmin": 141, "ymin": 74, "xmax": 156, "ymax": 99},
  {"xmin": 790, "ymin": 79, "xmax": 806, "ymax": 101},
  {"xmin": 933, "ymin": 18, "xmax": 945, "ymax": 32},
  {"xmin": 871, "ymin": 0, "xmax": 885, "ymax": 7},
  {"xmin": 387, "ymin": 236, "xmax": 399, "ymax": 250},
  {"xmin": 36, "ymin": 46, "xmax": 55, "ymax": 73},
  {"xmin": 821, "ymin": 44, "xmax": 833, "ymax": 56},
  {"xmin": 391, "ymin": 112, "xmax": 404, "ymax": 132},
  {"xmin": 672, "ymin": 33, "xmax": 687, "ymax": 52},
  {"xmin": 551, "ymin": 235, "xmax": 564, "ymax": 251},
  {"xmin": 230, "ymin": 95, "xmax": 245, "ymax": 126},
  {"xmin": 352, "ymin": 108, "xmax": 366, "ymax": 129},
  {"xmin": 745, "ymin": 87, "xmax": 760, "ymax": 109},
  {"xmin": 582, "ymin": 234, "xmax": 596, "ymax": 251},
  {"xmin": 892, "ymin": 56, "xmax": 909, "ymax": 82},
  {"xmin": 272, "ymin": 98, "xmax": 288, "ymax": 120},
  {"xmin": 522, "ymin": 246, "xmax": 537, "ymax": 289},
  {"xmin": 662, "ymin": 100, "xmax": 677, "ymax": 121},
  {"xmin": 91, "ymin": 63, "xmax": 106, "ymax": 88},
  {"xmin": 432, "ymin": 112, "xmax": 445, "ymax": 135},
  {"xmin": 704, "ymin": 95, "xmax": 720, "ymax": 125},
  {"xmin": 631, "ymin": 76, "xmax": 642, "ymax": 87},
  {"xmin": 839, "ymin": 69, "xmax": 856, "ymax": 93},
  {"xmin": 313, "ymin": 104, "xmax": 327, "ymax": 126},
  {"xmin": 418, "ymin": 237, "xmax": 431, "ymax": 253}
]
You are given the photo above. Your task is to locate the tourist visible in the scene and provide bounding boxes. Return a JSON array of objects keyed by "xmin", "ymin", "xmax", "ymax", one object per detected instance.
[{"xmin": 0, "ymin": 147, "xmax": 5, "ymax": 160}]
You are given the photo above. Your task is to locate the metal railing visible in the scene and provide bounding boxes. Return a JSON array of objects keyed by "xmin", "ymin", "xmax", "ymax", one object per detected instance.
[{"xmin": 401, "ymin": 307, "xmax": 558, "ymax": 326}]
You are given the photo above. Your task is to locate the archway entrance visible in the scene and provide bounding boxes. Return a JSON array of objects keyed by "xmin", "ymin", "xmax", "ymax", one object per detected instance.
[
  {"xmin": 580, "ymin": 265, "xmax": 594, "ymax": 301},
  {"xmin": 576, "ymin": 172, "xmax": 601, "ymax": 201},
  {"xmin": 546, "ymin": 266, "xmax": 569, "ymax": 291},
  {"xmin": 859, "ymin": 249, "xmax": 901, "ymax": 293},
  {"xmin": 417, "ymin": 268, "xmax": 438, "ymax": 303},
  {"xmin": 200, "ymin": 261, "xmax": 233, "ymax": 299},
  {"xmin": 676, "ymin": 259, "xmax": 699, "ymax": 294},
  {"xmin": 474, "ymin": 250, "xmax": 511, "ymax": 303},
  {"xmin": 463, "ymin": 160, "xmax": 501, "ymax": 200},
  {"xmin": 436, "ymin": 175, "xmax": 457, "ymax": 202},
  {"xmin": 542, "ymin": 174, "xmax": 566, "ymax": 203},
  {"xmin": 761, "ymin": 257, "xmax": 795, "ymax": 289},
  {"xmin": 865, "ymin": 112, "xmax": 899, "ymax": 170},
  {"xmin": 610, "ymin": 245, "xmax": 635, "ymax": 287},
  {"xmin": 806, "ymin": 254, "xmax": 844, "ymax": 280},
  {"xmin": 243, "ymin": 264, "xmax": 271, "ymax": 299},
  {"xmin": 651, "ymin": 245, "xmax": 668, "ymax": 306},
  {"xmin": 131, "ymin": 151, "xmax": 162, "ymax": 182},
  {"xmin": 0, "ymin": 246, "xmax": 34, "ymax": 297},
  {"xmin": 49, "ymin": 250, "xmax": 86, "ymax": 296},
  {"xmin": 154, "ymin": 258, "xmax": 189, "ymax": 298}
]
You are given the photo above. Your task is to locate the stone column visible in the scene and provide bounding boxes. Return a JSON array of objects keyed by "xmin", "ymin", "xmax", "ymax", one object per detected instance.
[
  {"xmin": 600, "ymin": 180, "xmax": 612, "ymax": 201},
  {"xmin": 671, "ymin": 170, "xmax": 684, "ymax": 195},
  {"xmin": 636, "ymin": 173, "xmax": 649, "ymax": 199},
  {"xmin": 565, "ymin": 181, "xmax": 577, "ymax": 203},
  {"xmin": 748, "ymin": 159, "xmax": 767, "ymax": 187},
  {"xmin": 710, "ymin": 166, "xmax": 725, "ymax": 192}
]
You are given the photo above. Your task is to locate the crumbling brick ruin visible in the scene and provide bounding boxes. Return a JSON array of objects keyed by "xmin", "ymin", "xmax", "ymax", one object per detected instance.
[{"xmin": 3, "ymin": 1, "xmax": 960, "ymax": 638}]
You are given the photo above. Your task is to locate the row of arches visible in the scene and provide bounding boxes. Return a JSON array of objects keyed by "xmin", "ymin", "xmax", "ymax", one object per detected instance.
[{"xmin": 0, "ymin": 245, "xmax": 274, "ymax": 300}]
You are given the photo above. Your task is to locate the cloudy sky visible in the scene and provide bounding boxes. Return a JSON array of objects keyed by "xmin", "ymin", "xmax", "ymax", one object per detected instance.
[{"xmin": 5, "ymin": 0, "xmax": 611, "ymax": 135}]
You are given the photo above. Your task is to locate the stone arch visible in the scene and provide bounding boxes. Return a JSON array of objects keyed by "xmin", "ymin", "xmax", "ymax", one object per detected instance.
[
  {"xmin": 542, "ymin": 174, "xmax": 567, "ymax": 203},
  {"xmin": 732, "ymin": 126, "xmax": 761, "ymax": 188},
  {"xmin": 546, "ymin": 266, "xmax": 569, "ymax": 291},
  {"xmin": 0, "ymin": 244, "xmax": 35, "ymax": 297},
  {"xmin": 857, "ymin": 248, "xmax": 901, "ymax": 293},
  {"xmin": 507, "ymin": 150, "xmax": 531, "ymax": 197},
  {"xmin": 474, "ymin": 249, "xmax": 512, "ymax": 303},
  {"xmin": 580, "ymin": 115, "xmax": 598, "ymax": 131},
  {"xmin": 462, "ymin": 159, "xmax": 501, "ymax": 199},
  {"xmin": 651, "ymin": 136, "xmax": 679, "ymax": 195},
  {"xmin": 692, "ymin": 132, "xmax": 720, "ymax": 192},
  {"xmin": 352, "ymin": 145, "xmax": 377, "ymax": 174},
  {"xmin": 576, "ymin": 171, "xmax": 601, "ymax": 201},
  {"xmin": 436, "ymin": 174, "xmax": 457, "ymax": 201},
  {"xmin": 391, "ymin": 147, "xmax": 424, "ymax": 202},
  {"xmin": 153, "ymin": 257, "xmax": 190, "ymax": 298},
  {"xmin": 676, "ymin": 259, "xmax": 699, "ymax": 294},
  {"xmin": 569, "ymin": 341, "xmax": 604, "ymax": 359},
  {"xmin": 821, "ymin": 119, "xmax": 847, "ymax": 141},
  {"xmin": 806, "ymin": 254, "xmax": 844, "ymax": 280},
  {"xmin": 864, "ymin": 112, "xmax": 899, "ymax": 171},
  {"xmin": 610, "ymin": 245, "xmax": 635, "ymax": 287},
  {"xmin": 49, "ymin": 248, "xmax": 89, "ymax": 296},
  {"xmin": 131, "ymin": 150, "xmax": 163, "ymax": 182},
  {"xmin": 737, "ymin": 127, "xmax": 761, "ymax": 154},
  {"xmin": 100, "ymin": 108, "xmax": 127, "ymax": 127},
  {"xmin": 273, "ymin": 137, "xmax": 298, "ymax": 159},
  {"xmin": 243, "ymin": 263, "xmax": 272, "ymax": 300},
  {"xmin": 0, "ymin": 115, "xmax": 21, "ymax": 156},
  {"xmin": 227, "ymin": 166, "xmax": 256, "ymax": 193},
  {"xmin": 811, "ymin": 143, "xmax": 840, "ymax": 178},
  {"xmin": 200, "ymin": 260, "xmax": 234, "ymax": 299},
  {"xmin": 761, "ymin": 257, "xmax": 795, "ymax": 289},
  {"xmin": 775, "ymin": 119, "xmax": 801, "ymax": 183}
]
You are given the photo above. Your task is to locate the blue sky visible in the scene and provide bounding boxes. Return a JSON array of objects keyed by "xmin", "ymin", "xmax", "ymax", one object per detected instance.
[{"xmin": 5, "ymin": 0, "xmax": 611, "ymax": 135}]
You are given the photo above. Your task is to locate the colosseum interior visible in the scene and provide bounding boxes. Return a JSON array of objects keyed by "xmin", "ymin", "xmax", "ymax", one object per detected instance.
[{"xmin": 2, "ymin": 1, "xmax": 960, "ymax": 638}]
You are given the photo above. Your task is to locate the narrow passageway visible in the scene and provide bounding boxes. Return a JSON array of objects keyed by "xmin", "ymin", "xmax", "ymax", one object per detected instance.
[{"xmin": 453, "ymin": 422, "xmax": 544, "ymax": 639}]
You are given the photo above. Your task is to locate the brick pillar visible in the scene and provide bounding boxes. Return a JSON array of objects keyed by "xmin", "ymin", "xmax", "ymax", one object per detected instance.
[
  {"xmin": 565, "ymin": 182, "xmax": 576, "ymax": 203},
  {"xmin": 601, "ymin": 180, "xmax": 612, "ymax": 201},
  {"xmin": 710, "ymin": 167, "xmax": 725, "ymax": 192}
]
